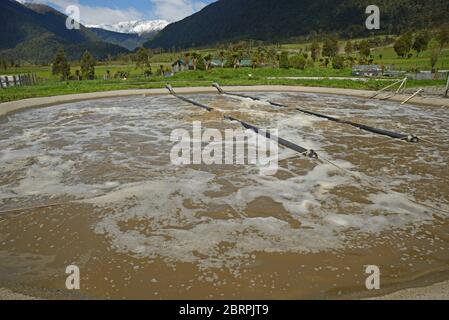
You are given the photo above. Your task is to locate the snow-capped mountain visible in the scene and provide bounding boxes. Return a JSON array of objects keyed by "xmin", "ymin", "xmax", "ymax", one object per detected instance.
[{"xmin": 87, "ymin": 20, "xmax": 169, "ymax": 35}]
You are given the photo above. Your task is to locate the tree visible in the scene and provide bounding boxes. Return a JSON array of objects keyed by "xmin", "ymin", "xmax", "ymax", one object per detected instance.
[
  {"xmin": 436, "ymin": 26, "xmax": 449, "ymax": 50},
  {"xmin": 135, "ymin": 47, "xmax": 152, "ymax": 75},
  {"xmin": 311, "ymin": 41, "xmax": 321, "ymax": 62},
  {"xmin": 279, "ymin": 51, "xmax": 289, "ymax": 69},
  {"xmin": 429, "ymin": 42, "xmax": 440, "ymax": 72},
  {"xmin": 196, "ymin": 54, "xmax": 206, "ymax": 70},
  {"xmin": 347, "ymin": 56, "xmax": 356, "ymax": 67},
  {"xmin": 322, "ymin": 37, "xmax": 339, "ymax": 58},
  {"xmin": 267, "ymin": 48, "xmax": 278, "ymax": 67},
  {"xmin": 344, "ymin": 41, "xmax": 353, "ymax": 56},
  {"xmin": 413, "ymin": 31, "xmax": 430, "ymax": 56},
  {"xmin": 430, "ymin": 48, "xmax": 440, "ymax": 73},
  {"xmin": 217, "ymin": 50, "xmax": 225, "ymax": 68},
  {"xmin": 289, "ymin": 55, "xmax": 306, "ymax": 69},
  {"xmin": 251, "ymin": 51, "xmax": 260, "ymax": 68},
  {"xmin": 0, "ymin": 56, "xmax": 7, "ymax": 70},
  {"xmin": 190, "ymin": 52, "xmax": 199, "ymax": 70},
  {"xmin": 184, "ymin": 52, "xmax": 191, "ymax": 67},
  {"xmin": 52, "ymin": 47, "xmax": 70, "ymax": 80},
  {"xmin": 257, "ymin": 47, "xmax": 267, "ymax": 65},
  {"xmin": 228, "ymin": 50, "xmax": 242, "ymax": 68},
  {"xmin": 358, "ymin": 40, "xmax": 371, "ymax": 57},
  {"xmin": 204, "ymin": 54, "xmax": 213, "ymax": 70},
  {"xmin": 80, "ymin": 51, "xmax": 95, "ymax": 80},
  {"xmin": 332, "ymin": 55, "xmax": 345, "ymax": 69},
  {"xmin": 394, "ymin": 33, "xmax": 413, "ymax": 58},
  {"xmin": 306, "ymin": 58, "xmax": 315, "ymax": 68}
]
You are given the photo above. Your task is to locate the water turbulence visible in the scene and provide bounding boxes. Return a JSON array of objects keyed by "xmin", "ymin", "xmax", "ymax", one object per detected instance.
[{"xmin": 0, "ymin": 92, "xmax": 448, "ymax": 299}]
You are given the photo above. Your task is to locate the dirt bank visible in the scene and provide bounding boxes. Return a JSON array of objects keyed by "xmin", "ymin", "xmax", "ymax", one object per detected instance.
[{"xmin": 1, "ymin": 85, "xmax": 448, "ymax": 118}]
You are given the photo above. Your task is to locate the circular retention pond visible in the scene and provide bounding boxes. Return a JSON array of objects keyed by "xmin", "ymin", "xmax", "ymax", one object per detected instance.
[{"xmin": 0, "ymin": 92, "xmax": 448, "ymax": 299}]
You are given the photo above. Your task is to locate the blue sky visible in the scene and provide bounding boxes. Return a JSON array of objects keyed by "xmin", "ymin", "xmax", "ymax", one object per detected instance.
[{"xmin": 17, "ymin": 0, "xmax": 216, "ymax": 24}]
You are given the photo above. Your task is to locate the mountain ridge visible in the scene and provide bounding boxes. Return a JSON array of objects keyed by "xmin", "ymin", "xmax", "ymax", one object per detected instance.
[
  {"xmin": 145, "ymin": 0, "xmax": 449, "ymax": 49},
  {"xmin": 88, "ymin": 27, "xmax": 159, "ymax": 51},
  {"xmin": 0, "ymin": 0, "xmax": 129, "ymax": 63},
  {"xmin": 87, "ymin": 20, "xmax": 169, "ymax": 36}
]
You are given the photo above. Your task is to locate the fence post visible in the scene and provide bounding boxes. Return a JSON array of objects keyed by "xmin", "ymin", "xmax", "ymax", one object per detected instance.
[
  {"xmin": 445, "ymin": 73, "xmax": 449, "ymax": 98},
  {"xmin": 0, "ymin": 76, "xmax": 3, "ymax": 89},
  {"xmin": 12, "ymin": 75, "xmax": 17, "ymax": 86},
  {"xmin": 5, "ymin": 75, "xmax": 9, "ymax": 87}
]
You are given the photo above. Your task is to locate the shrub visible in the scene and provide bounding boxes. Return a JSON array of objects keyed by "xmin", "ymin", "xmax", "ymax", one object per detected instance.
[
  {"xmin": 289, "ymin": 55, "xmax": 307, "ymax": 69},
  {"xmin": 80, "ymin": 51, "xmax": 95, "ymax": 80},
  {"xmin": 358, "ymin": 40, "xmax": 371, "ymax": 57},
  {"xmin": 114, "ymin": 71, "xmax": 129, "ymax": 79},
  {"xmin": 52, "ymin": 47, "xmax": 70, "ymax": 80},
  {"xmin": 394, "ymin": 33, "xmax": 413, "ymax": 58},
  {"xmin": 196, "ymin": 55, "xmax": 206, "ymax": 71},
  {"xmin": 279, "ymin": 51, "xmax": 289, "ymax": 69},
  {"xmin": 306, "ymin": 59, "xmax": 315, "ymax": 68},
  {"xmin": 332, "ymin": 55, "xmax": 345, "ymax": 69}
]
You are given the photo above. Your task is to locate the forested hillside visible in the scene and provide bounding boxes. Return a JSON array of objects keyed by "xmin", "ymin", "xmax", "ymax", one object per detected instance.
[
  {"xmin": 146, "ymin": 0, "xmax": 448, "ymax": 49},
  {"xmin": 0, "ymin": 0, "xmax": 128, "ymax": 63}
]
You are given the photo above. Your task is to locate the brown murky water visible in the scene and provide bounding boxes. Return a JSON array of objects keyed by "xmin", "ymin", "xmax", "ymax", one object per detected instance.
[{"xmin": 0, "ymin": 92, "xmax": 448, "ymax": 299}]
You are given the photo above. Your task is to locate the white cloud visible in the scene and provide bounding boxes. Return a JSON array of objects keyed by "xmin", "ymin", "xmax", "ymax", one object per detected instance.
[
  {"xmin": 16, "ymin": 0, "xmax": 144, "ymax": 25},
  {"xmin": 16, "ymin": 0, "xmax": 208, "ymax": 24},
  {"xmin": 150, "ymin": 0, "xmax": 207, "ymax": 22}
]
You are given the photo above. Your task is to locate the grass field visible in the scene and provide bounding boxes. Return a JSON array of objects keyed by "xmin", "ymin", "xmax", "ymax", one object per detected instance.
[
  {"xmin": 1, "ymin": 40, "xmax": 448, "ymax": 103},
  {"xmin": 283, "ymin": 39, "xmax": 449, "ymax": 71},
  {"xmin": 1, "ymin": 66, "xmax": 446, "ymax": 103},
  {"xmin": 0, "ymin": 63, "xmax": 172, "ymax": 80},
  {"xmin": 372, "ymin": 47, "xmax": 449, "ymax": 70}
]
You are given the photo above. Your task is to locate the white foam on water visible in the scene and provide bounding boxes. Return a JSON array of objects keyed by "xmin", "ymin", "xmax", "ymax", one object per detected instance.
[
  {"xmin": 1, "ymin": 93, "xmax": 448, "ymax": 270},
  {"xmin": 85, "ymin": 164, "xmax": 351, "ymax": 269},
  {"xmin": 278, "ymin": 113, "xmax": 324, "ymax": 129},
  {"xmin": 223, "ymin": 94, "xmax": 273, "ymax": 108}
]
